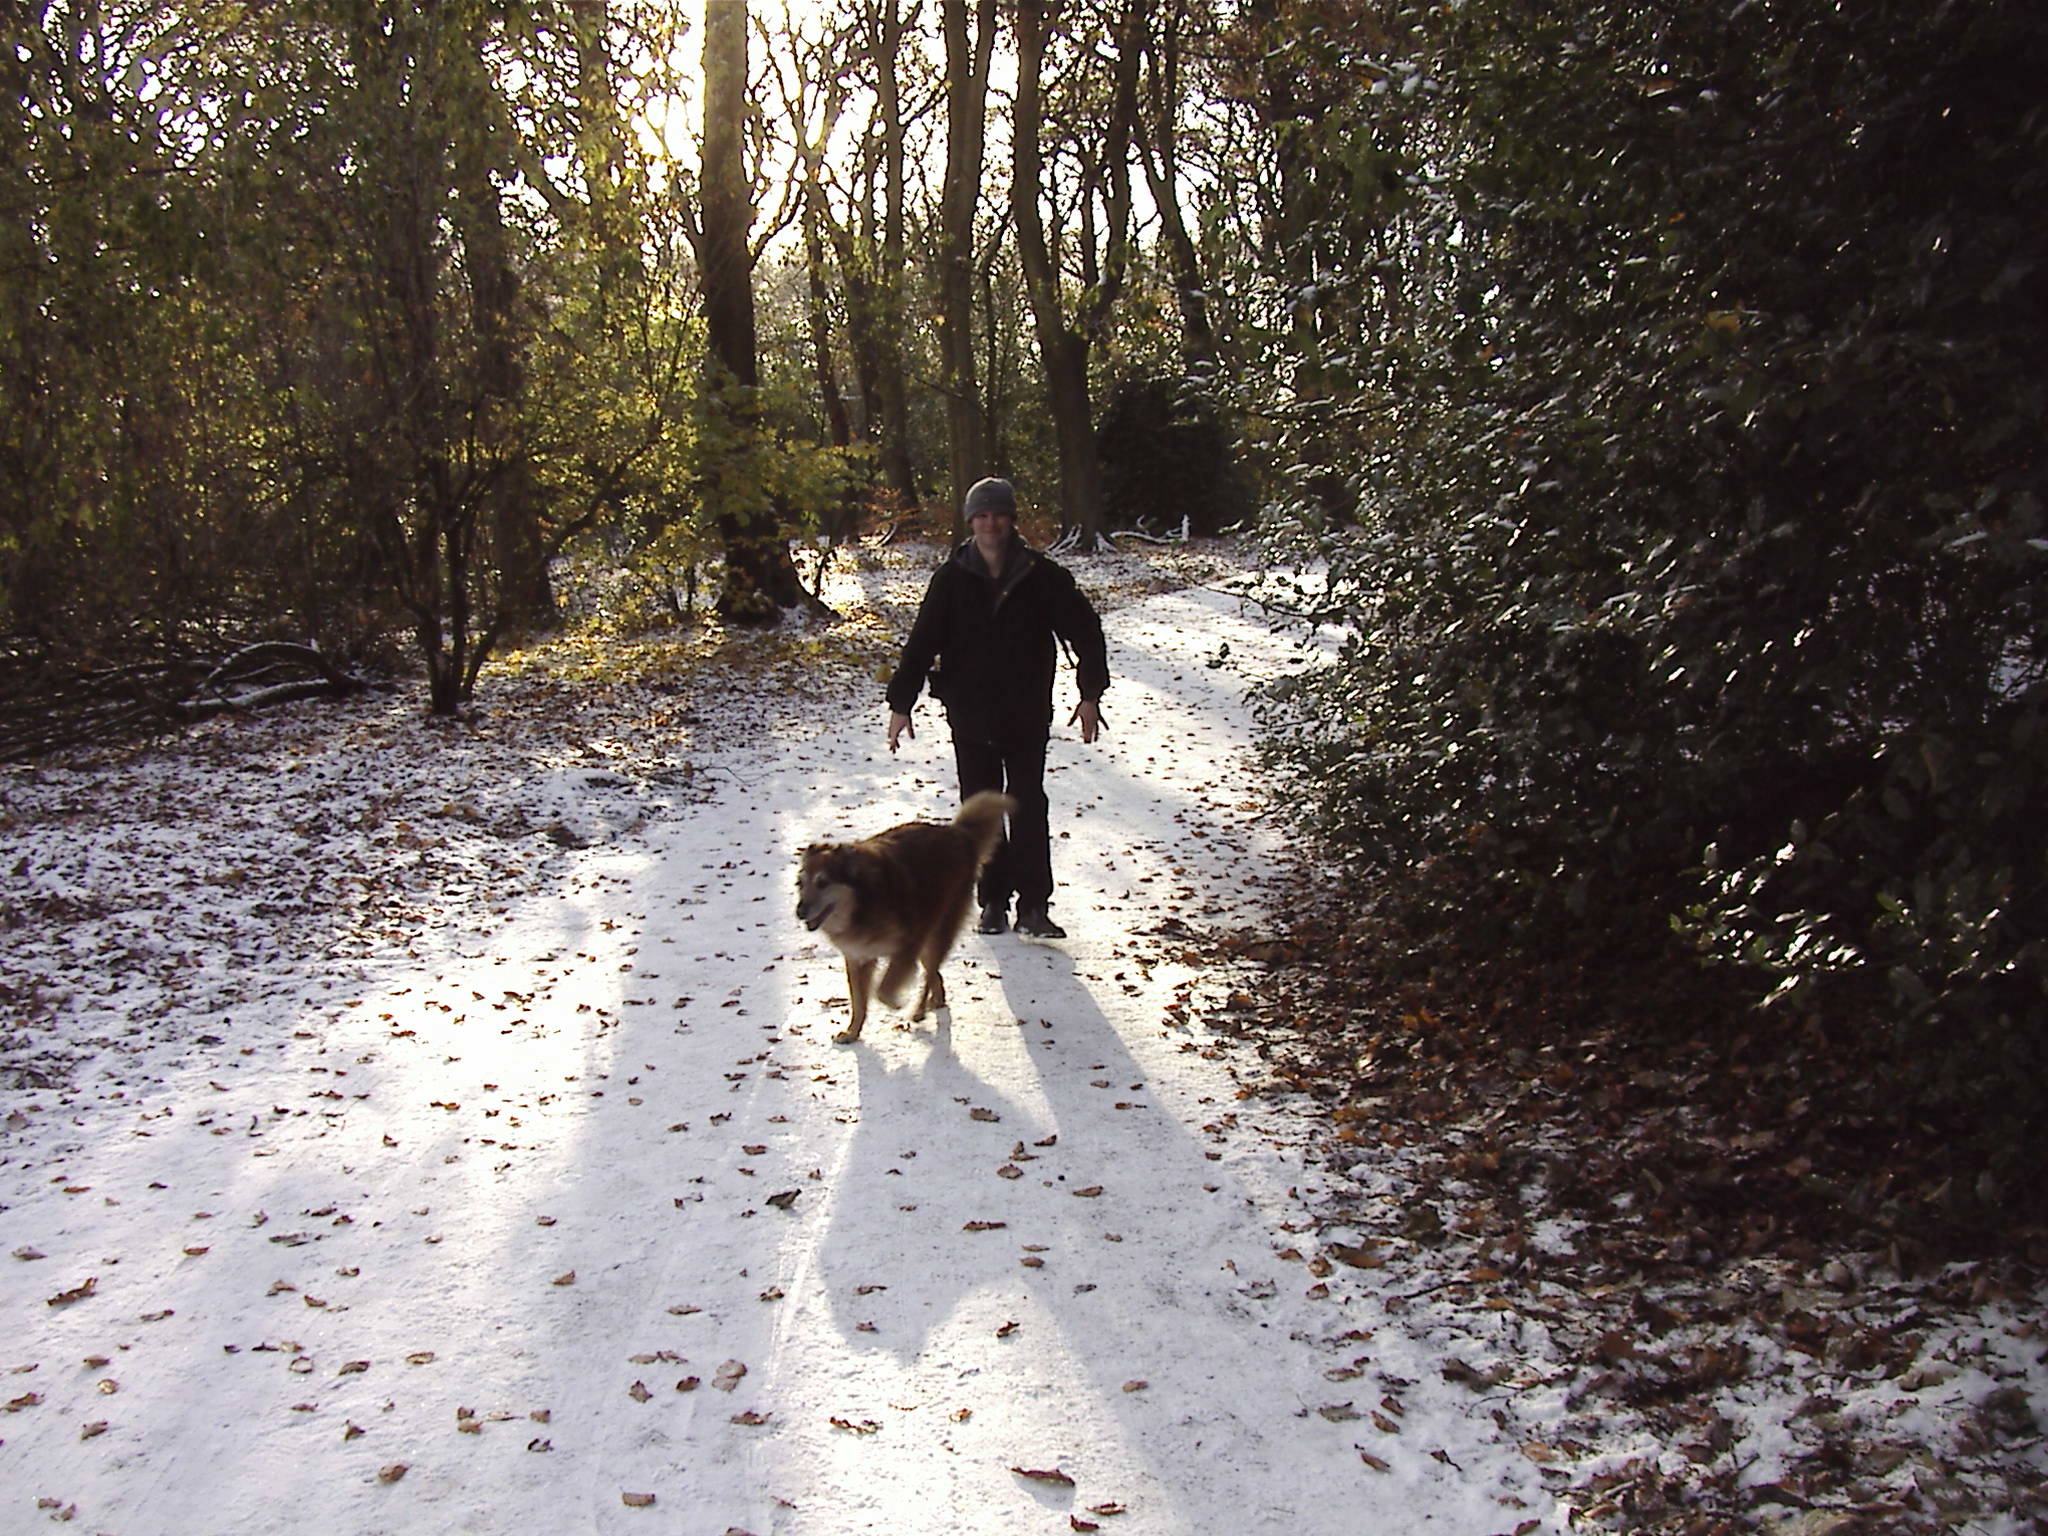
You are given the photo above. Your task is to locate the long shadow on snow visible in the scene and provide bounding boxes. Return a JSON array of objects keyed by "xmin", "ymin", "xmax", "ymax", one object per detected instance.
[{"xmin": 810, "ymin": 939, "xmax": 1301, "ymax": 1501}]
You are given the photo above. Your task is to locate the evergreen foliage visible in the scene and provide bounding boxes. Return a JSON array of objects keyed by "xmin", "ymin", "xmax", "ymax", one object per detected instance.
[
  {"xmin": 1097, "ymin": 376, "xmax": 1252, "ymax": 536},
  {"xmin": 1245, "ymin": 0, "xmax": 2048, "ymax": 1176}
]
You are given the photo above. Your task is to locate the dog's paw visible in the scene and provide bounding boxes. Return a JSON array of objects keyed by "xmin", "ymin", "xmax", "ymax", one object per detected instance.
[{"xmin": 832, "ymin": 1026, "xmax": 863, "ymax": 1045}]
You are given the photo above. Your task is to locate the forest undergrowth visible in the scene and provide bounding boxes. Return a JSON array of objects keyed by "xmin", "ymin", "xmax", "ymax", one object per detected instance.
[{"xmin": 1198, "ymin": 858, "xmax": 2048, "ymax": 1533}]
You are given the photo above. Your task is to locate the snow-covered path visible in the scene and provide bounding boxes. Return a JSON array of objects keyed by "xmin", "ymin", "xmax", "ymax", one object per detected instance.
[{"xmin": 0, "ymin": 573, "xmax": 1558, "ymax": 1534}]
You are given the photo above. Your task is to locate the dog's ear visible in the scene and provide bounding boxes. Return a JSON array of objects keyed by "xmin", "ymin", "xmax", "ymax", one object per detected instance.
[{"xmin": 829, "ymin": 847, "xmax": 869, "ymax": 889}]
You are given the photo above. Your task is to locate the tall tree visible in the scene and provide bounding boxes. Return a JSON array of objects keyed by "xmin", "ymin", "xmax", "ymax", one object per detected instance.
[
  {"xmin": 1135, "ymin": 0, "xmax": 1215, "ymax": 370},
  {"xmin": 1012, "ymin": 0, "xmax": 1142, "ymax": 544},
  {"xmin": 867, "ymin": 0, "xmax": 919, "ymax": 510},
  {"xmin": 699, "ymin": 0, "xmax": 804, "ymax": 619},
  {"xmin": 342, "ymin": 4, "xmax": 519, "ymax": 714},
  {"xmin": 939, "ymin": 0, "xmax": 998, "ymax": 530},
  {"xmin": 446, "ymin": 27, "xmax": 552, "ymax": 631}
]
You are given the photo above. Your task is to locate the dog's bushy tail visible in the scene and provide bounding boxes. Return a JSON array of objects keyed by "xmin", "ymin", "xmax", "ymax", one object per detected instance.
[{"xmin": 954, "ymin": 790, "xmax": 1014, "ymax": 867}]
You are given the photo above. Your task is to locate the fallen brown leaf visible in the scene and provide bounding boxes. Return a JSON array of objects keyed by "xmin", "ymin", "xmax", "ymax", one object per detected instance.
[
  {"xmin": 378, "ymin": 1463, "xmax": 408, "ymax": 1483},
  {"xmin": 621, "ymin": 1491, "xmax": 655, "ymax": 1507},
  {"xmin": 730, "ymin": 1409, "xmax": 770, "ymax": 1426},
  {"xmin": 1012, "ymin": 1466, "xmax": 1075, "ymax": 1487},
  {"xmin": 45, "ymin": 1277, "xmax": 96, "ymax": 1307},
  {"xmin": 629, "ymin": 1380, "xmax": 652, "ymax": 1402},
  {"xmin": 551, "ymin": 1271, "xmax": 575, "ymax": 1286},
  {"xmin": 1073, "ymin": 1186, "xmax": 1104, "ymax": 1198},
  {"xmin": 1327, "ymin": 1244, "xmax": 1384, "ymax": 1269}
]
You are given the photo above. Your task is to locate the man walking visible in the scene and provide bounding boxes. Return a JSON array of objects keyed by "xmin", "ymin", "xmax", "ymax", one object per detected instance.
[{"xmin": 886, "ymin": 478, "xmax": 1109, "ymax": 938}]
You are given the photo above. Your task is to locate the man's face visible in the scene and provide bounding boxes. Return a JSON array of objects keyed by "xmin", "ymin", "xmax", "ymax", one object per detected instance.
[{"xmin": 970, "ymin": 507, "xmax": 1014, "ymax": 544}]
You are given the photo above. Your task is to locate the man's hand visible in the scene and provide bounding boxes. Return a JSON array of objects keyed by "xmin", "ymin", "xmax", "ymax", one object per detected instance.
[
  {"xmin": 888, "ymin": 711, "xmax": 914, "ymax": 754},
  {"xmin": 1069, "ymin": 699, "xmax": 1104, "ymax": 744}
]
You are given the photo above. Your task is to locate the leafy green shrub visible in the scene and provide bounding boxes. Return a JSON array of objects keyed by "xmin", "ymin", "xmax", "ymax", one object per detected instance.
[
  {"xmin": 1243, "ymin": 0, "xmax": 2048, "ymax": 1181},
  {"xmin": 1097, "ymin": 376, "xmax": 1253, "ymax": 535}
]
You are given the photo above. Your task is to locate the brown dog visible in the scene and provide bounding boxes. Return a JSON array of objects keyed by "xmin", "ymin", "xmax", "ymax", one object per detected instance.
[{"xmin": 796, "ymin": 792, "xmax": 1014, "ymax": 1043}]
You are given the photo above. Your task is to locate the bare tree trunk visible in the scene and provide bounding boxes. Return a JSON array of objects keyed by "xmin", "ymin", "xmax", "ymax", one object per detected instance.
[
  {"xmin": 800, "ymin": 156, "xmax": 861, "ymax": 545},
  {"xmin": 871, "ymin": 0, "xmax": 917, "ymax": 512},
  {"xmin": 802, "ymin": 176, "xmax": 853, "ymax": 452},
  {"xmin": 1012, "ymin": 0, "xmax": 1095, "ymax": 541},
  {"xmin": 940, "ymin": 0, "xmax": 996, "ymax": 538},
  {"xmin": 1011, "ymin": 0, "xmax": 1140, "ymax": 546},
  {"xmin": 702, "ymin": 1, "xmax": 758, "ymax": 394},
  {"xmin": 448, "ymin": 48, "xmax": 550, "ymax": 632},
  {"xmin": 776, "ymin": 36, "xmax": 853, "ymax": 459},
  {"xmin": 700, "ymin": 0, "xmax": 802, "ymax": 621},
  {"xmin": 1138, "ymin": 0, "xmax": 1216, "ymax": 371},
  {"xmin": 351, "ymin": 14, "xmax": 477, "ymax": 715},
  {"xmin": 570, "ymin": 2, "xmax": 632, "ymax": 301}
]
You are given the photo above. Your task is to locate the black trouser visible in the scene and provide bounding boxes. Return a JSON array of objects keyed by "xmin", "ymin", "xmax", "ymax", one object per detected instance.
[{"xmin": 953, "ymin": 726, "xmax": 1052, "ymax": 912}]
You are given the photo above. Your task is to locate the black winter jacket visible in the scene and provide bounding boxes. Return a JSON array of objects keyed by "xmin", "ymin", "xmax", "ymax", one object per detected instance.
[{"xmin": 886, "ymin": 538, "xmax": 1109, "ymax": 742}]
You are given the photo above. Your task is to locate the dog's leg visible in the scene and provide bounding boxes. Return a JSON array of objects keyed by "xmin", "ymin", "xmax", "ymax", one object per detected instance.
[
  {"xmin": 910, "ymin": 928, "xmax": 951, "ymax": 1021},
  {"xmin": 835, "ymin": 956, "xmax": 876, "ymax": 1044},
  {"xmin": 911, "ymin": 964, "xmax": 946, "ymax": 1021}
]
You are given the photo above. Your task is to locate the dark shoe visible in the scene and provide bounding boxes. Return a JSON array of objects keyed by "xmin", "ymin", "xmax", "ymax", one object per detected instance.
[
  {"xmin": 976, "ymin": 902, "xmax": 1010, "ymax": 934},
  {"xmin": 1014, "ymin": 907, "xmax": 1066, "ymax": 940}
]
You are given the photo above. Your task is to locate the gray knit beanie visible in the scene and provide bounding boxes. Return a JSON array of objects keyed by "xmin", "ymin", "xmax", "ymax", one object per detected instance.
[{"xmin": 962, "ymin": 477, "xmax": 1016, "ymax": 519}]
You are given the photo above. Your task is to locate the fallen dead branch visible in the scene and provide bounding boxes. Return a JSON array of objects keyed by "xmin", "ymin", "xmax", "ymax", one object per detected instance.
[{"xmin": 0, "ymin": 640, "xmax": 367, "ymax": 760}]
